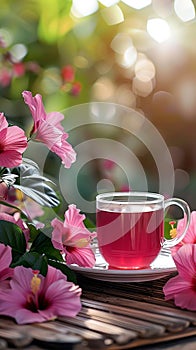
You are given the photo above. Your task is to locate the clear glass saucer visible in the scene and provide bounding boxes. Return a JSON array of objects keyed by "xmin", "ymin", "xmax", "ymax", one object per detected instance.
[{"xmin": 69, "ymin": 245, "xmax": 176, "ymax": 283}]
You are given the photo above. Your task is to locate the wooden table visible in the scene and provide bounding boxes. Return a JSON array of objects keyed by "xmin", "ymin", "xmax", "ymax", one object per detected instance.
[{"xmin": 0, "ymin": 272, "xmax": 196, "ymax": 350}]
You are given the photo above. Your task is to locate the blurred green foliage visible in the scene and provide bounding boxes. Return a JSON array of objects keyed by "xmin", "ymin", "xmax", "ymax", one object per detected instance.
[
  {"xmin": 0, "ymin": 0, "xmax": 88, "ymax": 117},
  {"xmin": 1, "ymin": 0, "xmax": 196, "ymax": 214}
]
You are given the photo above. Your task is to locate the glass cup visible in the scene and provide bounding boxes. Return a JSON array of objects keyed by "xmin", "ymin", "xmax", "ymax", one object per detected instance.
[{"xmin": 96, "ymin": 192, "xmax": 191, "ymax": 270}]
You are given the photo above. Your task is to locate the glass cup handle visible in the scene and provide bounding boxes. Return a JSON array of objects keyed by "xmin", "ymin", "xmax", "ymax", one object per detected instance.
[{"xmin": 163, "ymin": 198, "xmax": 191, "ymax": 248}]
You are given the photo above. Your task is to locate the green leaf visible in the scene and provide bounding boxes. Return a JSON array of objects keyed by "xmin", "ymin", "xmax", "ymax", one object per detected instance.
[
  {"xmin": 30, "ymin": 230, "xmax": 63, "ymax": 261},
  {"xmin": 28, "ymin": 223, "xmax": 40, "ymax": 241},
  {"xmin": 48, "ymin": 259, "xmax": 77, "ymax": 284},
  {"xmin": 0, "ymin": 220, "xmax": 26, "ymax": 263},
  {"xmin": 10, "ymin": 158, "xmax": 60, "ymax": 207},
  {"xmin": 11, "ymin": 251, "xmax": 48, "ymax": 276},
  {"xmin": 84, "ymin": 216, "xmax": 96, "ymax": 230}
]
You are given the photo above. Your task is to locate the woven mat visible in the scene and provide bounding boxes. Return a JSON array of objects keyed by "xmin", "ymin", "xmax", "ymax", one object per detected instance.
[{"xmin": 0, "ymin": 273, "xmax": 196, "ymax": 349}]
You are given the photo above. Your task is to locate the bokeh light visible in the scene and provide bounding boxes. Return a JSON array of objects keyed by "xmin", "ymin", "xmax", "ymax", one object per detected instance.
[
  {"xmin": 152, "ymin": 0, "xmax": 173, "ymax": 18},
  {"xmin": 121, "ymin": 0, "xmax": 152, "ymax": 10},
  {"xmin": 98, "ymin": 0, "xmax": 120, "ymax": 6},
  {"xmin": 0, "ymin": 28, "xmax": 12, "ymax": 46},
  {"xmin": 147, "ymin": 18, "xmax": 171, "ymax": 43},
  {"xmin": 101, "ymin": 4, "xmax": 124, "ymax": 25},
  {"xmin": 134, "ymin": 55, "xmax": 156, "ymax": 81},
  {"xmin": 111, "ymin": 33, "xmax": 133, "ymax": 54},
  {"xmin": 92, "ymin": 77, "xmax": 116, "ymax": 101},
  {"xmin": 10, "ymin": 44, "xmax": 27, "ymax": 62},
  {"xmin": 116, "ymin": 46, "xmax": 137, "ymax": 68},
  {"xmin": 74, "ymin": 55, "xmax": 89, "ymax": 69},
  {"xmin": 174, "ymin": 0, "xmax": 195, "ymax": 22},
  {"xmin": 71, "ymin": 0, "xmax": 99, "ymax": 17},
  {"xmin": 132, "ymin": 76, "xmax": 154, "ymax": 97}
]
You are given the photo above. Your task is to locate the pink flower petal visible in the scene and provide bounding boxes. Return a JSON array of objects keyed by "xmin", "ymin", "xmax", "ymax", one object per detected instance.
[
  {"xmin": 0, "ymin": 291, "xmax": 25, "ymax": 317},
  {"xmin": 22, "ymin": 90, "xmax": 76, "ymax": 168},
  {"xmin": 0, "ymin": 113, "xmax": 8, "ymax": 130},
  {"xmin": 15, "ymin": 309, "xmax": 47, "ymax": 324},
  {"xmin": 0, "ymin": 113, "xmax": 8, "ymax": 132},
  {"xmin": 64, "ymin": 204, "xmax": 86, "ymax": 228},
  {"xmin": 0, "ymin": 182, "xmax": 8, "ymax": 200},
  {"xmin": 163, "ymin": 243, "xmax": 196, "ymax": 310},
  {"xmin": 164, "ymin": 274, "xmax": 196, "ymax": 310},
  {"xmin": 47, "ymin": 111, "xmax": 64, "ymax": 130},
  {"xmin": 173, "ymin": 244, "xmax": 196, "ymax": 281},
  {"xmin": 32, "ymin": 120, "xmax": 62, "ymax": 146},
  {"xmin": 52, "ymin": 135, "xmax": 76, "ymax": 168},
  {"xmin": 4, "ymin": 126, "xmax": 27, "ymax": 152},
  {"xmin": 51, "ymin": 218, "xmax": 65, "ymax": 251},
  {"xmin": 178, "ymin": 211, "xmax": 196, "ymax": 244},
  {"xmin": 42, "ymin": 265, "xmax": 64, "ymax": 293},
  {"xmin": 0, "ymin": 115, "xmax": 27, "ymax": 167},
  {"xmin": 22, "ymin": 91, "xmax": 45, "ymax": 133},
  {"xmin": 0, "ymin": 243, "xmax": 13, "ymax": 282},
  {"xmin": 10, "ymin": 266, "xmax": 33, "ymax": 296},
  {"xmin": 66, "ymin": 246, "xmax": 96, "ymax": 267},
  {"xmin": 174, "ymin": 289, "xmax": 196, "ymax": 310},
  {"xmin": 44, "ymin": 278, "xmax": 82, "ymax": 317},
  {"xmin": 0, "ymin": 243, "xmax": 12, "ymax": 268},
  {"xmin": 163, "ymin": 275, "xmax": 191, "ymax": 300}
]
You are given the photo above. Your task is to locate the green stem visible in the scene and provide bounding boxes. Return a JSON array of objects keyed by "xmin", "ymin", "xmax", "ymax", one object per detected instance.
[{"xmin": 0, "ymin": 167, "xmax": 7, "ymax": 176}]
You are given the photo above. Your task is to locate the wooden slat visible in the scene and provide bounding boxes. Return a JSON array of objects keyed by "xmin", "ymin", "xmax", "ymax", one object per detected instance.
[
  {"xmin": 0, "ymin": 318, "xmax": 84, "ymax": 349},
  {"xmin": 58, "ymin": 315, "xmax": 137, "ymax": 345},
  {"xmin": 37, "ymin": 320, "xmax": 107, "ymax": 348},
  {"xmin": 0, "ymin": 329, "xmax": 32, "ymax": 348},
  {"xmin": 25, "ymin": 327, "xmax": 82, "ymax": 348},
  {"xmin": 81, "ymin": 296, "xmax": 196, "ymax": 324},
  {"xmin": 0, "ymin": 339, "xmax": 7, "ymax": 350},
  {"xmin": 81, "ymin": 299, "xmax": 189, "ymax": 333},
  {"xmin": 80, "ymin": 305, "xmax": 165, "ymax": 337}
]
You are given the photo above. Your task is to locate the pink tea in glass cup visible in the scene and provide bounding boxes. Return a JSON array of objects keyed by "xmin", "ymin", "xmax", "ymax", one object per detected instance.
[{"xmin": 96, "ymin": 192, "xmax": 191, "ymax": 270}]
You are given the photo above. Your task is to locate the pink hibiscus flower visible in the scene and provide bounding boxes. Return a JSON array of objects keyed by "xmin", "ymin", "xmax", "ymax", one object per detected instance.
[
  {"xmin": 163, "ymin": 244, "xmax": 196, "ymax": 310},
  {"xmin": 0, "ymin": 266, "xmax": 82, "ymax": 324},
  {"xmin": 0, "ymin": 113, "xmax": 27, "ymax": 167},
  {"xmin": 22, "ymin": 90, "xmax": 76, "ymax": 168},
  {"xmin": 0, "ymin": 243, "xmax": 13, "ymax": 286},
  {"xmin": 171, "ymin": 211, "xmax": 196, "ymax": 255},
  {"xmin": 51, "ymin": 204, "xmax": 97, "ymax": 267}
]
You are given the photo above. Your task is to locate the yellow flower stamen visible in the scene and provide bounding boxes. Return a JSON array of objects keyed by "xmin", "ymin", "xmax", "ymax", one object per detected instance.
[
  {"xmin": 169, "ymin": 221, "xmax": 178, "ymax": 239},
  {"xmin": 30, "ymin": 270, "xmax": 41, "ymax": 295},
  {"xmin": 76, "ymin": 238, "xmax": 89, "ymax": 248},
  {"xmin": 16, "ymin": 189, "xmax": 25, "ymax": 201}
]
